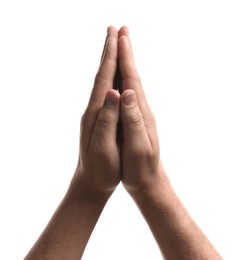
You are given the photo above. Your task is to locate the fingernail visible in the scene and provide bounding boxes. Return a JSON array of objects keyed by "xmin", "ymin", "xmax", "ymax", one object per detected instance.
[
  {"xmin": 124, "ymin": 92, "xmax": 136, "ymax": 106},
  {"xmin": 105, "ymin": 92, "xmax": 118, "ymax": 106}
]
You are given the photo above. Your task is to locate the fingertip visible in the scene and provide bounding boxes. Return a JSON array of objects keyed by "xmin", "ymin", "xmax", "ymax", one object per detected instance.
[
  {"xmin": 107, "ymin": 26, "xmax": 118, "ymax": 39},
  {"xmin": 105, "ymin": 89, "xmax": 120, "ymax": 107},
  {"xmin": 122, "ymin": 89, "xmax": 137, "ymax": 106},
  {"xmin": 119, "ymin": 26, "xmax": 129, "ymax": 37}
]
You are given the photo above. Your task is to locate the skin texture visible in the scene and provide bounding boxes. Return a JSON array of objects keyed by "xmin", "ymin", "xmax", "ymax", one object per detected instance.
[
  {"xmin": 24, "ymin": 26, "xmax": 222, "ymax": 260},
  {"xmin": 24, "ymin": 26, "xmax": 121, "ymax": 260}
]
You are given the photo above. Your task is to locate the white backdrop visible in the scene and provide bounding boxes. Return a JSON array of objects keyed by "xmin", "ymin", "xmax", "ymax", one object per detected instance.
[{"xmin": 0, "ymin": 1, "xmax": 246, "ymax": 259}]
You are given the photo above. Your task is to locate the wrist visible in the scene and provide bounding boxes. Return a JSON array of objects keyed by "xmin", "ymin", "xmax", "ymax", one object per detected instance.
[
  {"xmin": 127, "ymin": 163, "xmax": 171, "ymax": 201},
  {"xmin": 66, "ymin": 168, "xmax": 113, "ymax": 207},
  {"xmin": 25, "ymin": 168, "xmax": 113, "ymax": 260}
]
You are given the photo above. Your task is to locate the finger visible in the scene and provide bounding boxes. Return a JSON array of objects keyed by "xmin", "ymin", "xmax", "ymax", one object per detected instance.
[
  {"xmin": 113, "ymin": 26, "xmax": 129, "ymax": 94},
  {"xmin": 90, "ymin": 89, "xmax": 120, "ymax": 153},
  {"xmin": 82, "ymin": 27, "xmax": 118, "ymax": 144},
  {"xmin": 118, "ymin": 33, "xmax": 150, "ymax": 116},
  {"xmin": 100, "ymin": 26, "xmax": 118, "ymax": 63},
  {"xmin": 121, "ymin": 89, "xmax": 151, "ymax": 153},
  {"xmin": 119, "ymin": 26, "xmax": 135, "ymax": 51},
  {"xmin": 118, "ymin": 26, "xmax": 133, "ymax": 54},
  {"xmin": 118, "ymin": 26, "xmax": 129, "ymax": 38},
  {"xmin": 88, "ymin": 26, "xmax": 118, "ymax": 113}
]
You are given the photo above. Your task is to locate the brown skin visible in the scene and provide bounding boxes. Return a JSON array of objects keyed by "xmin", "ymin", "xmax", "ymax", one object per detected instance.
[
  {"xmin": 24, "ymin": 26, "xmax": 222, "ymax": 260},
  {"xmin": 24, "ymin": 26, "xmax": 121, "ymax": 260},
  {"xmin": 118, "ymin": 27, "xmax": 222, "ymax": 260}
]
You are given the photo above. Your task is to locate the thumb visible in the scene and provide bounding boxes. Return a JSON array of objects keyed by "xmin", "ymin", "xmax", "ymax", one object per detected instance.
[
  {"xmin": 121, "ymin": 89, "xmax": 150, "ymax": 152},
  {"xmin": 90, "ymin": 89, "xmax": 120, "ymax": 151}
]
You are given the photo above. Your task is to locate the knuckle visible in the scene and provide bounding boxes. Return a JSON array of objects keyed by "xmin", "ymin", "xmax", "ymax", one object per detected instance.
[
  {"xmin": 80, "ymin": 113, "xmax": 86, "ymax": 125},
  {"xmin": 135, "ymin": 149, "xmax": 158, "ymax": 171},
  {"xmin": 79, "ymin": 114, "xmax": 86, "ymax": 134},
  {"xmin": 128, "ymin": 111, "xmax": 143, "ymax": 128},
  {"xmin": 123, "ymin": 71, "xmax": 141, "ymax": 85},
  {"xmin": 90, "ymin": 143, "xmax": 105, "ymax": 158},
  {"xmin": 144, "ymin": 116, "xmax": 157, "ymax": 129},
  {"xmin": 136, "ymin": 145, "xmax": 153, "ymax": 160},
  {"xmin": 80, "ymin": 112, "xmax": 90, "ymax": 132},
  {"xmin": 89, "ymin": 141, "xmax": 113, "ymax": 163},
  {"xmin": 94, "ymin": 72, "xmax": 103, "ymax": 85},
  {"xmin": 144, "ymin": 149, "xmax": 156, "ymax": 164},
  {"xmin": 94, "ymin": 71, "xmax": 111, "ymax": 86},
  {"xmin": 97, "ymin": 110, "xmax": 113, "ymax": 126}
]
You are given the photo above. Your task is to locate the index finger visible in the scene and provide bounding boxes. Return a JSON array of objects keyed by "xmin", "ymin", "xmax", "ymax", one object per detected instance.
[
  {"xmin": 87, "ymin": 26, "xmax": 118, "ymax": 114},
  {"xmin": 81, "ymin": 27, "xmax": 118, "ymax": 149},
  {"xmin": 118, "ymin": 29, "xmax": 150, "ymax": 115}
]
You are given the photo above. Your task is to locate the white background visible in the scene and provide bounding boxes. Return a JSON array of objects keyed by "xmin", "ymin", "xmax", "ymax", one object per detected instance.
[{"xmin": 0, "ymin": 0, "xmax": 246, "ymax": 259}]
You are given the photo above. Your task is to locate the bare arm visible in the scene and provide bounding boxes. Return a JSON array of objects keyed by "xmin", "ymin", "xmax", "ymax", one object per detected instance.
[
  {"xmin": 24, "ymin": 25, "xmax": 222, "ymax": 259},
  {"xmin": 24, "ymin": 177, "xmax": 112, "ymax": 259},
  {"xmin": 24, "ymin": 26, "xmax": 121, "ymax": 260},
  {"xmin": 118, "ymin": 26, "xmax": 222, "ymax": 260},
  {"xmin": 132, "ymin": 171, "xmax": 222, "ymax": 260}
]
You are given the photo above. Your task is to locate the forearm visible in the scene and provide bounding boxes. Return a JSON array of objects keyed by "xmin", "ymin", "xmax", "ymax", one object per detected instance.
[
  {"xmin": 131, "ymin": 167, "xmax": 222, "ymax": 260},
  {"xmin": 24, "ymin": 171, "xmax": 111, "ymax": 260}
]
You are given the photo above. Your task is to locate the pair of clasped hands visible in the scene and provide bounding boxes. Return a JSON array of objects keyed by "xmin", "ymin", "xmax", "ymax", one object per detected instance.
[
  {"xmin": 76, "ymin": 25, "xmax": 162, "ymax": 196},
  {"xmin": 25, "ymin": 26, "xmax": 222, "ymax": 260}
]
